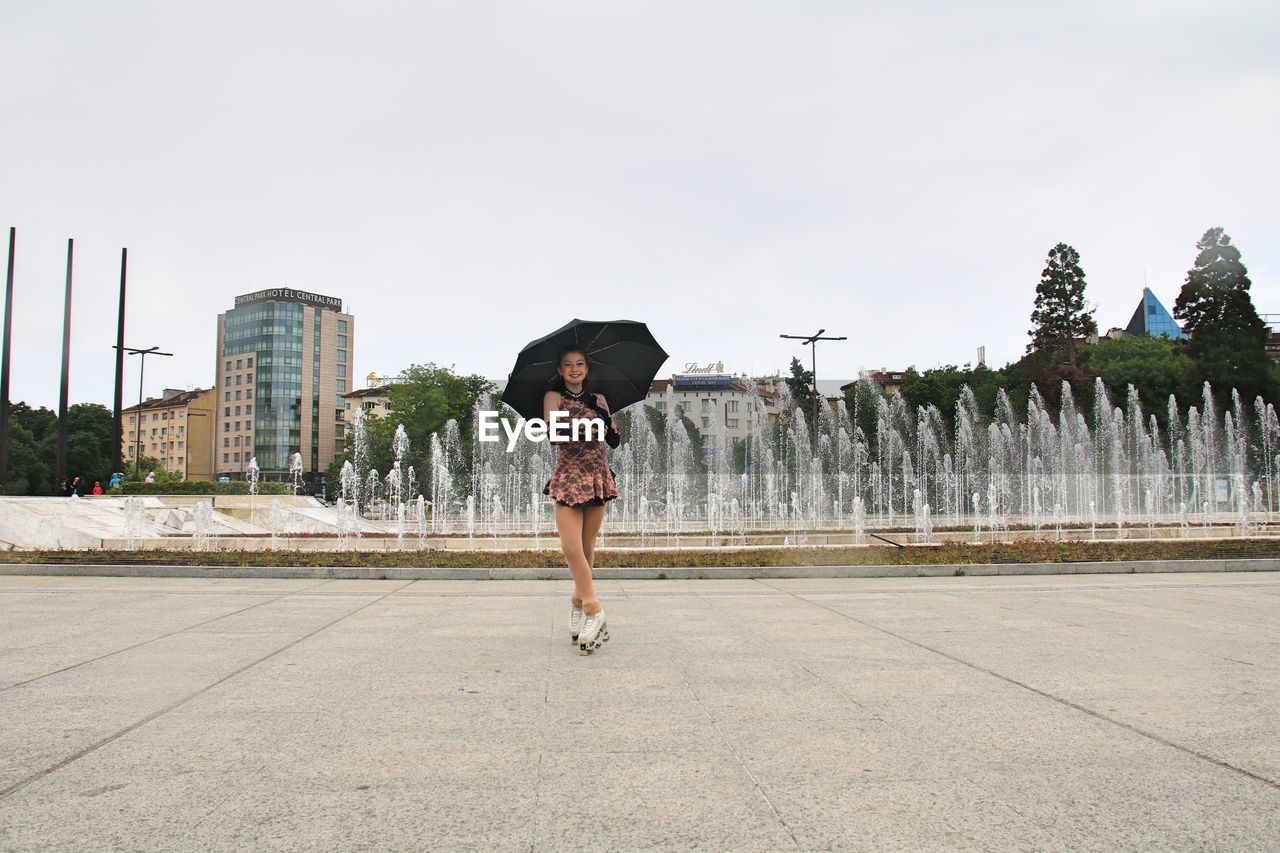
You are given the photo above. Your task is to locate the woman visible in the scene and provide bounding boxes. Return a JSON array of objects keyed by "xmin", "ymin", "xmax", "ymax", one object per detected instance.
[{"xmin": 543, "ymin": 346, "xmax": 619, "ymax": 655}]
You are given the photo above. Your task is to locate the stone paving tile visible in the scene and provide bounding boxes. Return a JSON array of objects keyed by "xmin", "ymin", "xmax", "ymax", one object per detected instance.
[{"xmin": 0, "ymin": 572, "xmax": 1276, "ymax": 850}]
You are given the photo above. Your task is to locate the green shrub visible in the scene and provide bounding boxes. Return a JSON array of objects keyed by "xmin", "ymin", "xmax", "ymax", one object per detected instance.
[{"xmin": 117, "ymin": 480, "xmax": 291, "ymax": 496}]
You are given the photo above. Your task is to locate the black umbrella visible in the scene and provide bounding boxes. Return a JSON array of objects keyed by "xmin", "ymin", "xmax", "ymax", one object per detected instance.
[{"xmin": 500, "ymin": 319, "xmax": 669, "ymax": 421}]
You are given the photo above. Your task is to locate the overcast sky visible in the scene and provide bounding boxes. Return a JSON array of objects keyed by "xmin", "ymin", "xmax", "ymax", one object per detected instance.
[{"xmin": 3, "ymin": 1, "xmax": 1277, "ymax": 409}]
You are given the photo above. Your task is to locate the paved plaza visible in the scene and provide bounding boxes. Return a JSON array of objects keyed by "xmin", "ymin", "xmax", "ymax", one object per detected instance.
[{"xmin": 0, "ymin": 572, "xmax": 1277, "ymax": 851}]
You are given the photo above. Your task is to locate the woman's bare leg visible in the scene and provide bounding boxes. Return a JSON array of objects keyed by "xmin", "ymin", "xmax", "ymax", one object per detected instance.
[
  {"xmin": 556, "ymin": 505, "xmax": 596, "ymax": 608},
  {"xmin": 579, "ymin": 504, "xmax": 607, "ymax": 614}
]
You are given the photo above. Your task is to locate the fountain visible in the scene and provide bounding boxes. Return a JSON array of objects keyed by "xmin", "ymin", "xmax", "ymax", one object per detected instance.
[
  {"xmin": 288, "ymin": 453, "xmax": 304, "ymax": 496},
  {"xmin": 2, "ymin": 377, "xmax": 1277, "ymax": 554},
  {"xmin": 123, "ymin": 496, "xmax": 144, "ymax": 549},
  {"xmin": 192, "ymin": 500, "xmax": 214, "ymax": 551}
]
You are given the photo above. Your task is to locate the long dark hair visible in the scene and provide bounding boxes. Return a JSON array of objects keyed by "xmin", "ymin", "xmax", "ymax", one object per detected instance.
[{"xmin": 546, "ymin": 345, "xmax": 594, "ymax": 396}]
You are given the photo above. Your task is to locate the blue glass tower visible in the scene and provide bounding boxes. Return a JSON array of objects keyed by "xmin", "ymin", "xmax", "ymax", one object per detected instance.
[{"xmin": 1124, "ymin": 288, "xmax": 1186, "ymax": 341}]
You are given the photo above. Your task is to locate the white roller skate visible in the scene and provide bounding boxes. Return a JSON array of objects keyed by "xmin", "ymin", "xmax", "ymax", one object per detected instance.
[
  {"xmin": 577, "ymin": 609, "xmax": 609, "ymax": 656},
  {"xmin": 569, "ymin": 600, "xmax": 584, "ymax": 643}
]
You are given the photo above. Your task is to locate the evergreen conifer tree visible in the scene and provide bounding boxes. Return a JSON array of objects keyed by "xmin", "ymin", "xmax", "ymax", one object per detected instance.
[
  {"xmin": 1172, "ymin": 228, "xmax": 1271, "ymax": 402},
  {"xmin": 1028, "ymin": 243, "xmax": 1097, "ymax": 364}
]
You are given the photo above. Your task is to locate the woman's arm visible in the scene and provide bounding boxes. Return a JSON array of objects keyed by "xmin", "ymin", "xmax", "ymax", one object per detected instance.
[
  {"xmin": 595, "ymin": 394, "xmax": 621, "ymax": 447},
  {"xmin": 594, "ymin": 394, "xmax": 618, "ymax": 432},
  {"xmin": 542, "ymin": 390, "xmax": 562, "ymax": 439}
]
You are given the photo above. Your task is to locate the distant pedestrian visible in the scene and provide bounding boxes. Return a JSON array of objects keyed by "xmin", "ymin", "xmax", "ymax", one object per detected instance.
[
  {"xmin": 144, "ymin": 470, "xmax": 156, "ymax": 484},
  {"xmin": 108, "ymin": 472, "xmax": 122, "ymax": 490},
  {"xmin": 91, "ymin": 481, "xmax": 103, "ymax": 495},
  {"xmin": 69, "ymin": 476, "xmax": 83, "ymax": 497}
]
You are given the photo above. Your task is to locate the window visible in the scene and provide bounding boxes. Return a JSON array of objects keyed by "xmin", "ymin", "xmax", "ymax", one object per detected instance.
[
  {"xmin": 224, "ymin": 437, "xmax": 230, "ymax": 448},
  {"xmin": 338, "ymin": 320, "xmax": 347, "ymax": 332},
  {"xmin": 701, "ymin": 399, "xmax": 714, "ymax": 413},
  {"xmin": 235, "ymin": 405, "xmax": 241, "ymax": 416},
  {"xmin": 337, "ymin": 379, "xmax": 346, "ymax": 392},
  {"xmin": 245, "ymin": 404, "xmax": 252, "ymax": 415},
  {"xmin": 337, "ymin": 349, "xmax": 347, "ymax": 363},
  {"xmin": 177, "ymin": 441, "xmax": 183, "ymax": 449},
  {"xmin": 223, "ymin": 422, "xmax": 230, "ymax": 432},
  {"xmin": 236, "ymin": 359, "xmax": 242, "ymax": 369},
  {"xmin": 234, "ymin": 436, "xmax": 240, "ymax": 447},
  {"xmin": 161, "ymin": 411, "xmax": 168, "ymax": 420},
  {"xmin": 234, "ymin": 421, "xmax": 241, "ymax": 430},
  {"xmin": 223, "ymin": 453, "xmax": 229, "ymax": 463},
  {"xmin": 160, "ymin": 427, "xmax": 167, "ymax": 436},
  {"xmin": 337, "ymin": 363, "xmax": 345, "ymax": 377},
  {"xmin": 235, "ymin": 390, "xmax": 242, "ymax": 401},
  {"xmin": 225, "ymin": 360, "xmax": 231, "ymax": 371},
  {"xmin": 234, "ymin": 452, "xmax": 240, "ymax": 462},
  {"xmin": 246, "ymin": 373, "xmax": 252, "ymax": 383},
  {"xmin": 701, "ymin": 417, "xmax": 710, "ymax": 428},
  {"xmin": 128, "ymin": 416, "xmax": 134, "ymax": 425},
  {"xmin": 726, "ymin": 400, "xmax": 738, "ymax": 413},
  {"xmin": 177, "ymin": 426, "xmax": 184, "ymax": 434},
  {"xmin": 655, "ymin": 402, "xmax": 666, "ymax": 412},
  {"xmin": 335, "ymin": 423, "xmax": 345, "ymax": 438},
  {"xmin": 151, "ymin": 428, "xmax": 157, "ymax": 437},
  {"xmin": 337, "ymin": 334, "xmax": 347, "ymax": 348},
  {"xmin": 152, "ymin": 413, "xmax": 158, "ymax": 421},
  {"xmin": 235, "ymin": 375, "xmax": 241, "ymax": 385},
  {"xmin": 224, "ymin": 407, "xmax": 231, "ymax": 417},
  {"xmin": 727, "ymin": 419, "xmax": 739, "ymax": 428},
  {"xmin": 224, "ymin": 392, "xmax": 231, "ymax": 402},
  {"xmin": 246, "ymin": 357, "xmax": 253, "ymax": 367}
]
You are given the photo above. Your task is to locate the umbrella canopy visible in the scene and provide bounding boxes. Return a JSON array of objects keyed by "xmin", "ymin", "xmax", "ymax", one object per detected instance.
[{"xmin": 500, "ymin": 319, "xmax": 668, "ymax": 421}]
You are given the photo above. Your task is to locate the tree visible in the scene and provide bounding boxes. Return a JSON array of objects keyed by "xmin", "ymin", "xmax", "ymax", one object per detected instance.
[
  {"xmin": 784, "ymin": 357, "xmax": 818, "ymax": 432},
  {"xmin": 1028, "ymin": 243, "xmax": 1097, "ymax": 364},
  {"xmin": 1173, "ymin": 228, "xmax": 1273, "ymax": 404},
  {"xmin": 64, "ymin": 403, "xmax": 114, "ymax": 486},
  {"xmin": 1077, "ymin": 336, "xmax": 1196, "ymax": 427},
  {"xmin": 327, "ymin": 364, "xmax": 495, "ymax": 495},
  {"xmin": 899, "ymin": 363, "xmax": 1007, "ymax": 430}
]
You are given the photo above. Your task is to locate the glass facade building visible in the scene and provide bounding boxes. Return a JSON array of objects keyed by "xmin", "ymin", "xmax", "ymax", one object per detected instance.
[
  {"xmin": 1124, "ymin": 288, "xmax": 1186, "ymax": 341},
  {"xmin": 215, "ymin": 290, "xmax": 353, "ymax": 486}
]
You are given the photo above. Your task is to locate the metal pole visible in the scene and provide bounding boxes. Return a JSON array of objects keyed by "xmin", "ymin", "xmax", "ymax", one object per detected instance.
[
  {"xmin": 56, "ymin": 239, "xmax": 73, "ymax": 490},
  {"xmin": 811, "ymin": 341, "xmax": 819, "ymax": 444},
  {"xmin": 0, "ymin": 228, "xmax": 15, "ymax": 492},
  {"xmin": 119, "ymin": 345, "xmax": 171, "ymax": 478},
  {"xmin": 136, "ymin": 354, "xmax": 145, "ymax": 475},
  {"xmin": 779, "ymin": 329, "xmax": 846, "ymax": 450},
  {"xmin": 111, "ymin": 248, "xmax": 127, "ymax": 476}
]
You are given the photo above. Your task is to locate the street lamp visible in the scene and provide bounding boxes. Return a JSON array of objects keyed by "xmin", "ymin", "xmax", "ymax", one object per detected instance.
[
  {"xmin": 116, "ymin": 345, "xmax": 173, "ymax": 477},
  {"xmin": 779, "ymin": 329, "xmax": 847, "ymax": 448}
]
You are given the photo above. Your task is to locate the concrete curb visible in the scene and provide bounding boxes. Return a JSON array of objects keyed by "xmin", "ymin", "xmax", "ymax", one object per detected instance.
[{"xmin": 0, "ymin": 558, "xmax": 1277, "ymax": 581}]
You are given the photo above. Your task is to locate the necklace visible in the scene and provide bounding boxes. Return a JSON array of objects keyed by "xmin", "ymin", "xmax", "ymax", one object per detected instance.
[{"xmin": 561, "ymin": 387, "xmax": 587, "ymax": 401}]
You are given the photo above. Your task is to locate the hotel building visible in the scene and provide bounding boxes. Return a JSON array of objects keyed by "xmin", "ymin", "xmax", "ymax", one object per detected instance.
[{"xmin": 214, "ymin": 289, "xmax": 354, "ymax": 485}]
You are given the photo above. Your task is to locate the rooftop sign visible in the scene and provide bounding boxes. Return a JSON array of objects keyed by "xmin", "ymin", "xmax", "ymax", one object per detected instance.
[{"xmin": 234, "ymin": 288, "xmax": 343, "ymax": 312}]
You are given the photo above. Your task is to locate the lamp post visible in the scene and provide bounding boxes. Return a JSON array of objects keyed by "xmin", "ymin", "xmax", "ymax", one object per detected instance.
[
  {"xmin": 116, "ymin": 346, "xmax": 173, "ymax": 477},
  {"xmin": 779, "ymin": 329, "xmax": 847, "ymax": 448}
]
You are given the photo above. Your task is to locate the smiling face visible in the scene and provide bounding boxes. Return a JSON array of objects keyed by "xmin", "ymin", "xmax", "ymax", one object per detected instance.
[{"xmin": 557, "ymin": 350, "xmax": 588, "ymax": 391}]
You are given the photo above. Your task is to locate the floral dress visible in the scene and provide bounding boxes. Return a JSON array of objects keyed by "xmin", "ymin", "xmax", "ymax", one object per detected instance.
[{"xmin": 544, "ymin": 392, "xmax": 619, "ymax": 508}]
